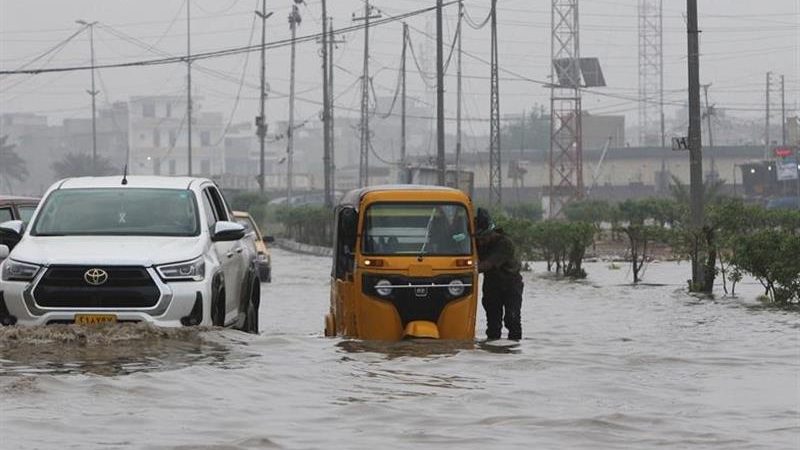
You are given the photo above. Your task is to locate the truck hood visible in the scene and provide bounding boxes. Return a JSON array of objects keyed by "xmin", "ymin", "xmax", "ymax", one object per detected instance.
[{"xmin": 11, "ymin": 236, "xmax": 206, "ymax": 266}]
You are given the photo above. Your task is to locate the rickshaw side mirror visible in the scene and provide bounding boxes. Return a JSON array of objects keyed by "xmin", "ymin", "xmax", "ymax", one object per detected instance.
[{"xmin": 340, "ymin": 207, "xmax": 358, "ymax": 248}]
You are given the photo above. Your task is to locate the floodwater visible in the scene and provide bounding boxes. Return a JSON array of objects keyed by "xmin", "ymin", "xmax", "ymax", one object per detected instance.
[{"xmin": 1, "ymin": 249, "xmax": 798, "ymax": 450}]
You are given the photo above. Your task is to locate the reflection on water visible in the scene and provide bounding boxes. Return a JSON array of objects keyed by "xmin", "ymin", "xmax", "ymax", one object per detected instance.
[
  {"xmin": 336, "ymin": 339, "xmax": 474, "ymax": 359},
  {"xmin": 0, "ymin": 323, "xmax": 234, "ymax": 376}
]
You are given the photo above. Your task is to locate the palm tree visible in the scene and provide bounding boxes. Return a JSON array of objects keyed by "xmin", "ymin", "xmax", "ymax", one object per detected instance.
[
  {"xmin": 669, "ymin": 174, "xmax": 726, "ymax": 206},
  {"xmin": 51, "ymin": 153, "xmax": 117, "ymax": 179},
  {"xmin": 0, "ymin": 135, "xmax": 29, "ymax": 190}
]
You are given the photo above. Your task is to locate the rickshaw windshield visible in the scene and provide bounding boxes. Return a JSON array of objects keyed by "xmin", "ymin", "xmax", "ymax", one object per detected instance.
[{"xmin": 362, "ymin": 203, "xmax": 472, "ymax": 256}]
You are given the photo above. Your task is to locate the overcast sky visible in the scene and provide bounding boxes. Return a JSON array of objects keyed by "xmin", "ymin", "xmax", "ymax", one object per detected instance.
[{"xmin": 1, "ymin": 0, "xmax": 798, "ymax": 140}]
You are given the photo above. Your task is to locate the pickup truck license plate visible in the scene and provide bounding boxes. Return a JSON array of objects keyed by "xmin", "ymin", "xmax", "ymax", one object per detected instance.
[{"xmin": 74, "ymin": 314, "xmax": 117, "ymax": 325}]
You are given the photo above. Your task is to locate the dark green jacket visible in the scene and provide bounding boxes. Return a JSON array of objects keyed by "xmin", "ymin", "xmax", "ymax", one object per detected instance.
[{"xmin": 477, "ymin": 229, "xmax": 522, "ymax": 288}]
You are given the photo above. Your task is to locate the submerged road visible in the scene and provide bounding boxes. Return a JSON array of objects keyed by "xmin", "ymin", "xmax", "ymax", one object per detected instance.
[{"xmin": 1, "ymin": 249, "xmax": 798, "ymax": 449}]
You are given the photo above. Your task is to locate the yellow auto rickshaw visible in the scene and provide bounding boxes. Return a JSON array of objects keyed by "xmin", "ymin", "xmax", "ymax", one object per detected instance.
[{"xmin": 325, "ymin": 185, "xmax": 478, "ymax": 341}]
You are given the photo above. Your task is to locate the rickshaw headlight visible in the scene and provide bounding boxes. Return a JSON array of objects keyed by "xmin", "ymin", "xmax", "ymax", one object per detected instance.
[
  {"xmin": 447, "ymin": 279, "xmax": 465, "ymax": 297},
  {"xmin": 375, "ymin": 279, "xmax": 393, "ymax": 297}
]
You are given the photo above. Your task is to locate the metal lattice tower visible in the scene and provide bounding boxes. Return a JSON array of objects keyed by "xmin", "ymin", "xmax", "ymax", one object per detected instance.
[
  {"xmin": 489, "ymin": 0, "xmax": 502, "ymax": 206},
  {"xmin": 549, "ymin": 0, "xmax": 582, "ymax": 217},
  {"xmin": 638, "ymin": 0, "xmax": 664, "ymax": 147}
]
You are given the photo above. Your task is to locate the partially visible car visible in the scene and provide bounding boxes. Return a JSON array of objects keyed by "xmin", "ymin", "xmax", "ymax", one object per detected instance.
[
  {"xmin": 0, "ymin": 196, "xmax": 40, "ymax": 251},
  {"xmin": 233, "ymin": 211, "xmax": 274, "ymax": 283}
]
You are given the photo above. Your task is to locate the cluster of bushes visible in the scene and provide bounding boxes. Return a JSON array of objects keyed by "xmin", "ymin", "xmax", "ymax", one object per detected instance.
[
  {"xmin": 227, "ymin": 192, "xmax": 271, "ymax": 226},
  {"xmin": 496, "ymin": 217, "xmax": 594, "ymax": 278},
  {"xmin": 272, "ymin": 206, "xmax": 333, "ymax": 247},
  {"xmin": 494, "ymin": 194, "xmax": 799, "ymax": 304}
]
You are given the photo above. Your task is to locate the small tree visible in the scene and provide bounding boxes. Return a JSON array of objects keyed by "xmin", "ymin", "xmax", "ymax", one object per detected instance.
[
  {"xmin": 732, "ymin": 229, "xmax": 800, "ymax": 303},
  {"xmin": 563, "ymin": 199, "xmax": 614, "ymax": 248},
  {"xmin": 52, "ymin": 153, "xmax": 117, "ymax": 179},
  {"xmin": 0, "ymin": 135, "xmax": 28, "ymax": 188},
  {"xmin": 615, "ymin": 199, "xmax": 670, "ymax": 283}
]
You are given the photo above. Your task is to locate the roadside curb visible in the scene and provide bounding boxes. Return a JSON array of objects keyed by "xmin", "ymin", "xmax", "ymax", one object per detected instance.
[{"xmin": 274, "ymin": 238, "xmax": 333, "ymax": 257}]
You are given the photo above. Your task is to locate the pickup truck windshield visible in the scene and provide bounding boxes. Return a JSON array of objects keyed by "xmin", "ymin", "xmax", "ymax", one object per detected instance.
[
  {"xmin": 362, "ymin": 203, "xmax": 472, "ymax": 256},
  {"xmin": 32, "ymin": 188, "xmax": 200, "ymax": 237}
]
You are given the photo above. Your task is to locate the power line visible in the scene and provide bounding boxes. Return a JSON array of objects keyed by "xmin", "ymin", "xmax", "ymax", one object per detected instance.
[{"xmin": 0, "ymin": 3, "xmax": 458, "ymax": 76}]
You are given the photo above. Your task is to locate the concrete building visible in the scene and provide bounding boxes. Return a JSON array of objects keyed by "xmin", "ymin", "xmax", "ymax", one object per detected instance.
[
  {"xmin": 417, "ymin": 145, "xmax": 767, "ymax": 205},
  {"xmin": 128, "ymin": 96, "xmax": 224, "ymax": 177},
  {"xmin": 582, "ymin": 113, "xmax": 625, "ymax": 149}
]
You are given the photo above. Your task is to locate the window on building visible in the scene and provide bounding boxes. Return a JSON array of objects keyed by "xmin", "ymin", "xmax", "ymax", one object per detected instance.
[
  {"xmin": 169, "ymin": 160, "xmax": 176, "ymax": 175},
  {"xmin": 201, "ymin": 160, "xmax": 210, "ymax": 175},
  {"xmin": 169, "ymin": 130, "xmax": 177, "ymax": 147},
  {"xmin": 200, "ymin": 131, "xmax": 211, "ymax": 147},
  {"xmin": 142, "ymin": 102, "xmax": 155, "ymax": 118},
  {"xmin": 166, "ymin": 102, "xmax": 172, "ymax": 118},
  {"xmin": 153, "ymin": 129, "xmax": 161, "ymax": 147}
]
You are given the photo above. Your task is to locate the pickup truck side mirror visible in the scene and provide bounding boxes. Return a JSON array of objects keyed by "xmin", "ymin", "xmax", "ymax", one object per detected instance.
[
  {"xmin": 263, "ymin": 236, "xmax": 275, "ymax": 244},
  {"xmin": 211, "ymin": 221, "xmax": 246, "ymax": 242},
  {"xmin": 0, "ymin": 220, "xmax": 25, "ymax": 237}
]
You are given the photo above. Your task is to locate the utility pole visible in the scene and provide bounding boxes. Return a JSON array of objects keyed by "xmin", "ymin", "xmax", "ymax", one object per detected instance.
[
  {"xmin": 186, "ymin": 0, "xmax": 193, "ymax": 176},
  {"xmin": 256, "ymin": 3, "xmax": 273, "ymax": 194},
  {"xmin": 354, "ymin": 2, "xmax": 381, "ymax": 188},
  {"xmin": 765, "ymin": 71, "xmax": 772, "ymax": 158},
  {"xmin": 686, "ymin": 0, "xmax": 705, "ymax": 292},
  {"xmin": 702, "ymin": 83, "xmax": 715, "ymax": 177},
  {"xmin": 287, "ymin": 3, "xmax": 301, "ymax": 205},
  {"xmin": 781, "ymin": 74, "xmax": 786, "ymax": 146},
  {"xmin": 659, "ymin": 0, "xmax": 665, "ymax": 147},
  {"xmin": 76, "ymin": 20, "xmax": 98, "ymax": 175},
  {"xmin": 489, "ymin": 0, "xmax": 502, "ymax": 206},
  {"xmin": 328, "ymin": 19, "xmax": 342, "ymax": 199},
  {"xmin": 455, "ymin": 0, "xmax": 463, "ymax": 187},
  {"xmin": 401, "ymin": 23, "xmax": 408, "ymax": 167},
  {"xmin": 436, "ymin": 0, "xmax": 446, "ymax": 186},
  {"xmin": 321, "ymin": 0, "xmax": 331, "ymax": 207}
]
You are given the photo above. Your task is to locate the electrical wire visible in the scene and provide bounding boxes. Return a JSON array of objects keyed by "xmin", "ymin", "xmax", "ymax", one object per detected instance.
[
  {"xmin": 210, "ymin": 1, "xmax": 259, "ymax": 147},
  {"xmin": 405, "ymin": 32, "xmax": 436, "ymax": 88},
  {"xmin": 0, "ymin": 2, "xmax": 459, "ymax": 76},
  {"xmin": 463, "ymin": 1, "xmax": 493, "ymax": 30}
]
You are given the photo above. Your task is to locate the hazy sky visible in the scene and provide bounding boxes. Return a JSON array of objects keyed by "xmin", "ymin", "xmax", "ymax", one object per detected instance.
[{"xmin": 1, "ymin": 0, "xmax": 798, "ymax": 141}]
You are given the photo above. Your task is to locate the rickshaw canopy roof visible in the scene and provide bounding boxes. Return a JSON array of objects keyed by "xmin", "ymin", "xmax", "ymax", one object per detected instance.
[{"xmin": 338, "ymin": 185, "xmax": 471, "ymax": 212}]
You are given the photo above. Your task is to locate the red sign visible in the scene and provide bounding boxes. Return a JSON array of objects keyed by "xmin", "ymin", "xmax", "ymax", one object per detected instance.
[{"xmin": 774, "ymin": 147, "xmax": 794, "ymax": 158}]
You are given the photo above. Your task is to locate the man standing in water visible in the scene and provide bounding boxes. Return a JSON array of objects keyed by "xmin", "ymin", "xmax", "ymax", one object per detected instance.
[{"xmin": 474, "ymin": 208, "xmax": 524, "ymax": 341}]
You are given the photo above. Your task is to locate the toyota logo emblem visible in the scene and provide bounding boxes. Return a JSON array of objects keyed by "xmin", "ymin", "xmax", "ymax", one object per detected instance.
[{"xmin": 84, "ymin": 268, "xmax": 109, "ymax": 286}]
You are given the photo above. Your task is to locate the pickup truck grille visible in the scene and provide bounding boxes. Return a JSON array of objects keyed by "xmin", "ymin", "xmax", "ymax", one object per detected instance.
[{"xmin": 33, "ymin": 266, "xmax": 160, "ymax": 308}]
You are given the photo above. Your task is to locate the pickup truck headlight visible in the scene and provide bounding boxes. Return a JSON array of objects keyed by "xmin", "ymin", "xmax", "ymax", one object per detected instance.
[
  {"xmin": 156, "ymin": 257, "xmax": 205, "ymax": 282},
  {"xmin": 1, "ymin": 260, "xmax": 41, "ymax": 282}
]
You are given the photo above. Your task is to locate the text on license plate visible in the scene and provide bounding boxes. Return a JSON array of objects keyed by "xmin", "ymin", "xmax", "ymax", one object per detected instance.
[{"xmin": 74, "ymin": 314, "xmax": 117, "ymax": 325}]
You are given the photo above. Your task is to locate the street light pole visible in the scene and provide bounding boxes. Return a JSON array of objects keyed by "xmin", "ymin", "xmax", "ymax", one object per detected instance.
[{"xmin": 76, "ymin": 20, "xmax": 99, "ymax": 175}]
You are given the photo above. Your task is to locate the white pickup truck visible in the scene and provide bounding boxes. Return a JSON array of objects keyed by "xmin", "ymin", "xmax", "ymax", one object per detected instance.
[{"xmin": 0, "ymin": 176, "xmax": 260, "ymax": 333}]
